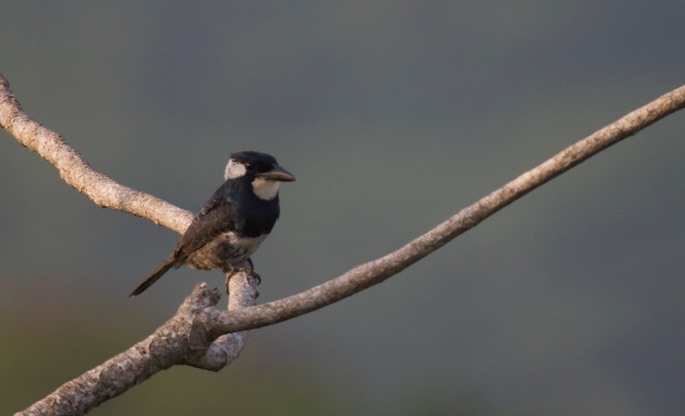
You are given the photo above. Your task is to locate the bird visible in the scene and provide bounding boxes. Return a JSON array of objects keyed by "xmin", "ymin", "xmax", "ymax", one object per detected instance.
[{"xmin": 129, "ymin": 151, "xmax": 295, "ymax": 297}]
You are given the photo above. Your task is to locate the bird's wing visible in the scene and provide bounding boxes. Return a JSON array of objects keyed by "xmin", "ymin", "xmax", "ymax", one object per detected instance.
[{"xmin": 172, "ymin": 197, "xmax": 237, "ymax": 264}]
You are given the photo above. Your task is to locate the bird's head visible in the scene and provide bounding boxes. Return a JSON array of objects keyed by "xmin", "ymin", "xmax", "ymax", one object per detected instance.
[{"xmin": 224, "ymin": 151, "xmax": 296, "ymax": 200}]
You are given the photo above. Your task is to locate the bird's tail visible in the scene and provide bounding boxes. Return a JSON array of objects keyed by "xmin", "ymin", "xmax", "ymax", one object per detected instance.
[{"xmin": 128, "ymin": 255, "xmax": 175, "ymax": 297}]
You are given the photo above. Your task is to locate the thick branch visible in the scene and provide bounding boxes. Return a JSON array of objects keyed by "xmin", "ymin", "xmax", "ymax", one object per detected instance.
[{"xmin": 16, "ymin": 273, "xmax": 257, "ymax": 416}]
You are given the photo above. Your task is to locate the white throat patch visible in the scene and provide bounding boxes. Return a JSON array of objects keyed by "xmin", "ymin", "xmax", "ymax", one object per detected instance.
[
  {"xmin": 224, "ymin": 159, "xmax": 247, "ymax": 180},
  {"xmin": 252, "ymin": 178, "xmax": 280, "ymax": 200}
]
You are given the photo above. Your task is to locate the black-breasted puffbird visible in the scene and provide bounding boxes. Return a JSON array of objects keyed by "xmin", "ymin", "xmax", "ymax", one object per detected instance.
[{"xmin": 129, "ymin": 151, "xmax": 295, "ymax": 297}]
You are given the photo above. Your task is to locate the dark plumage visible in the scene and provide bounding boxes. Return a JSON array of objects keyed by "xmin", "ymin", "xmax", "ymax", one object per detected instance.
[{"xmin": 129, "ymin": 151, "xmax": 295, "ymax": 297}]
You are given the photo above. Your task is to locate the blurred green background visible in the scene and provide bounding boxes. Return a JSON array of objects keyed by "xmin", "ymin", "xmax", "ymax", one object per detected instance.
[{"xmin": 1, "ymin": 2, "xmax": 684, "ymax": 415}]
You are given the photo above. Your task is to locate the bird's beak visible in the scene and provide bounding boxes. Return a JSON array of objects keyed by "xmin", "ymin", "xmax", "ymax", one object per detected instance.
[{"xmin": 259, "ymin": 165, "xmax": 296, "ymax": 182}]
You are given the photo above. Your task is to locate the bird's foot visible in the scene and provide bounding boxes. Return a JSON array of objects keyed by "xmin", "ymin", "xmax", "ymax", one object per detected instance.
[{"xmin": 223, "ymin": 263, "xmax": 261, "ymax": 295}]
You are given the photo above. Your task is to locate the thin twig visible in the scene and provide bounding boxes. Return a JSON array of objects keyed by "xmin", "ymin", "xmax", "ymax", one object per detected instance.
[{"xmin": 199, "ymin": 83, "xmax": 685, "ymax": 336}]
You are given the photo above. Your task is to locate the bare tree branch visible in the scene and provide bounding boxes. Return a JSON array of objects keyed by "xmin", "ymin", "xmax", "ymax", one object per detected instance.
[
  {"xmin": 2, "ymin": 71, "xmax": 685, "ymax": 415},
  {"xmin": 197, "ymin": 83, "xmax": 685, "ymax": 337},
  {"xmin": 16, "ymin": 273, "xmax": 257, "ymax": 416},
  {"xmin": 0, "ymin": 74, "xmax": 192, "ymax": 233}
]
